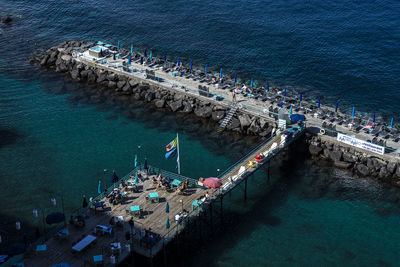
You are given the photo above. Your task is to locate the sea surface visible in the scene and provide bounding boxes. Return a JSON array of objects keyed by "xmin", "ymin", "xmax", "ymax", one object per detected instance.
[{"xmin": 0, "ymin": 0, "xmax": 400, "ymax": 266}]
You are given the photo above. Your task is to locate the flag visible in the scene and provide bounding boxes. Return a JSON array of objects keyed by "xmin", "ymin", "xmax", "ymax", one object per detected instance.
[
  {"xmin": 98, "ymin": 181, "xmax": 102, "ymax": 194},
  {"xmin": 165, "ymin": 138, "xmax": 178, "ymax": 152},
  {"xmin": 165, "ymin": 147, "xmax": 177, "ymax": 159},
  {"xmin": 134, "ymin": 155, "xmax": 137, "ymax": 167}
]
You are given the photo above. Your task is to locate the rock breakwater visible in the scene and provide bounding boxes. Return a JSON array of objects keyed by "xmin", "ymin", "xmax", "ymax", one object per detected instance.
[{"xmin": 34, "ymin": 40, "xmax": 273, "ymax": 137}]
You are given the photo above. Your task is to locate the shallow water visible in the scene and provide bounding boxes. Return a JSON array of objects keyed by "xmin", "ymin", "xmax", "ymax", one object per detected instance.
[{"xmin": 1, "ymin": 0, "xmax": 400, "ymax": 265}]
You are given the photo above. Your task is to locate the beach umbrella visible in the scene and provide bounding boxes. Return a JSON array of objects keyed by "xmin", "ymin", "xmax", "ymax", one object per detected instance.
[
  {"xmin": 267, "ymin": 82, "xmax": 269, "ymax": 92},
  {"xmin": 149, "ymin": 52, "xmax": 152, "ymax": 61},
  {"xmin": 335, "ymin": 102, "xmax": 338, "ymax": 113},
  {"xmin": 99, "ymin": 49, "xmax": 103, "ymax": 57},
  {"xmin": 117, "ymin": 41, "xmax": 120, "ymax": 50},
  {"xmin": 134, "ymin": 155, "xmax": 138, "ymax": 167},
  {"xmin": 352, "ymin": 107, "xmax": 355, "ymax": 118},
  {"xmin": 203, "ymin": 177, "xmax": 222, "ymax": 188},
  {"xmin": 113, "ymin": 53, "xmax": 116, "ymax": 60},
  {"xmin": 318, "ymin": 97, "xmax": 320, "ymax": 108},
  {"xmin": 164, "ymin": 53, "xmax": 166, "ymax": 62},
  {"xmin": 144, "ymin": 158, "xmax": 148, "ymax": 170},
  {"xmin": 283, "ymin": 88, "xmax": 286, "ymax": 97},
  {"xmin": 205, "ymin": 64, "xmax": 207, "ymax": 73},
  {"xmin": 373, "ymin": 112, "xmax": 376, "ymax": 123},
  {"xmin": 251, "ymin": 78, "xmax": 253, "ymax": 88},
  {"xmin": 128, "ymin": 56, "xmax": 131, "ymax": 65},
  {"xmin": 234, "ymin": 72, "xmax": 237, "ymax": 83},
  {"xmin": 46, "ymin": 212, "xmax": 65, "ymax": 225},
  {"xmin": 144, "ymin": 49, "xmax": 147, "ymax": 58},
  {"xmin": 131, "ymin": 44, "xmax": 133, "ymax": 54},
  {"xmin": 97, "ymin": 41, "xmax": 104, "ymax": 45},
  {"xmin": 220, "ymin": 68, "xmax": 222, "ymax": 78},
  {"xmin": 177, "ymin": 57, "xmax": 180, "ymax": 66},
  {"xmin": 140, "ymin": 57, "xmax": 143, "ymax": 65},
  {"xmin": 166, "ymin": 217, "xmax": 170, "ymax": 229},
  {"xmin": 390, "ymin": 118, "xmax": 394, "ymax": 128},
  {"xmin": 165, "ymin": 202, "xmax": 169, "ymax": 213},
  {"xmin": 289, "ymin": 105, "xmax": 293, "ymax": 115},
  {"xmin": 134, "ymin": 173, "xmax": 139, "ymax": 185},
  {"xmin": 190, "ymin": 60, "xmax": 193, "ymax": 71},
  {"xmin": 82, "ymin": 195, "xmax": 88, "ymax": 208},
  {"xmin": 299, "ymin": 92, "xmax": 302, "ymax": 102},
  {"xmin": 98, "ymin": 180, "xmax": 102, "ymax": 194}
]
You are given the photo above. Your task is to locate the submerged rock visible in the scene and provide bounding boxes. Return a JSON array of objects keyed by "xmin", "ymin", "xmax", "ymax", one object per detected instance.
[{"xmin": 309, "ymin": 144, "xmax": 322, "ymax": 156}]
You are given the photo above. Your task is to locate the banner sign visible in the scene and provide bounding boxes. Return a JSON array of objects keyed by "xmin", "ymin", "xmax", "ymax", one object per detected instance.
[
  {"xmin": 278, "ymin": 119, "xmax": 286, "ymax": 130},
  {"xmin": 337, "ymin": 133, "xmax": 384, "ymax": 155}
]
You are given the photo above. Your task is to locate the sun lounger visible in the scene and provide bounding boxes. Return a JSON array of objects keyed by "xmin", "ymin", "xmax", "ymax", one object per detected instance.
[
  {"xmin": 72, "ymin": 235, "xmax": 96, "ymax": 252},
  {"xmin": 237, "ymin": 166, "xmax": 246, "ymax": 177},
  {"xmin": 221, "ymin": 182, "xmax": 232, "ymax": 191}
]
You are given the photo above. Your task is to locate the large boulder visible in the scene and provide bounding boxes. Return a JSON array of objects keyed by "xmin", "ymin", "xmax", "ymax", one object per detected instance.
[
  {"xmin": 117, "ymin": 80, "xmax": 126, "ymax": 89},
  {"xmin": 40, "ymin": 54, "xmax": 49, "ymax": 66},
  {"xmin": 107, "ymin": 73, "xmax": 118, "ymax": 81},
  {"xmin": 128, "ymin": 79, "xmax": 138, "ymax": 87},
  {"xmin": 334, "ymin": 161, "xmax": 352, "ymax": 169},
  {"xmin": 97, "ymin": 72, "xmax": 107, "ymax": 83},
  {"xmin": 396, "ymin": 165, "xmax": 400, "ymax": 178},
  {"xmin": 259, "ymin": 118, "xmax": 268, "ymax": 129},
  {"xmin": 144, "ymin": 92, "xmax": 154, "ymax": 102},
  {"xmin": 329, "ymin": 150, "xmax": 342, "ymax": 162},
  {"xmin": 343, "ymin": 153, "xmax": 356, "ymax": 163},
  {"xmin": 247, "ymin": 119, "xmax": 260, "ymax": 134},
  {"xmin": 194, "ymin": 106, "xmax": 212, "ymax": 118},
  {"xmin": 357, "ymin": 164, "xmax": 370, "ymax": 176},
  {"xmin": 387, "ymin": 162, "xmax": 397, "ymax": 174},
  {"xmin": 108, "ymin": 81, "xmax": 116, "ymax": 89},
  {"xmin": 169, "ymin": 100, "xmax": 182, "ymax": 112},
  {"xmin": 238, "ymin": 114, "xmax": 251, "ymax": 129},
  {"xmin": 182, "ymin": 102, "xmax": 193, "ymax": 113},
  {"xmin": 122, "ymin": 84, "xmax": 131, "ymax": 93},
  {"xmin": 309, "ymin": 145, "xmax": 322, "ymax": 156},
  {"xmin": 378, "ymin": 167, "xmax": 389, "ymax": 179},
  {"xmin": 87, "ymin": 71, "xmax": 96, "ymax": 83},
  {"xmin": 70, "ymin": 69, "xmax": 80, "ymax": 80},
  {"xmin": 212, "ymin": 110, "xmax": 225, "ymax": 121},
  {"xmin": 227, "ymin": 117, "xmax": 240, "ymax": 130},
  {"xmin": 154, "ymin": 99, "xmax": 165, "ymax": 108}
]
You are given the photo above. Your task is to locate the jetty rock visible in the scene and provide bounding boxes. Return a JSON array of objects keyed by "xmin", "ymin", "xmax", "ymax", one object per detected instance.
[
  {"xmin": 309, "ymin": 144, "xmax": 323, "ymax": 156},
  {"xmin": 1, "ymin": 15, "xmax": 12, "ymax": 23},
  {"xmin": 356, "ymin": 163, "xmax": 370, "ymax": 176}
]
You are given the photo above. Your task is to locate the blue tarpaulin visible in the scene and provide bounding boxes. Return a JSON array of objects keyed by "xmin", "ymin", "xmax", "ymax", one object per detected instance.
[{"xmin": 290, "ymin": 114, "xmax": 306, "ymax": 122}]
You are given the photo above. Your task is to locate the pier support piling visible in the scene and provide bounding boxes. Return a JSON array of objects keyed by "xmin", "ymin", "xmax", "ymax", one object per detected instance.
[{"xmin": 244, "ymin": 178, "xmax": 248, "ymax": 200}]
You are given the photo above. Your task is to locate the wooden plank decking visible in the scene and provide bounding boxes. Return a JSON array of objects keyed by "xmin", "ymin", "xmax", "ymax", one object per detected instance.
[{"xmin": 23, "ymin": 171, "xmax": 207, "ymax": 267}]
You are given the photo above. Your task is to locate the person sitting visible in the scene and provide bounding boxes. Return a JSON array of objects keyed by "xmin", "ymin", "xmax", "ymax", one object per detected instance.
[
  {"xmin": 234, "ymin": 85, "xmax": 242, "ymax": 94},
  {"xmin": 152, "ymin": 176, "xmax": 157, "ymax": 184}
]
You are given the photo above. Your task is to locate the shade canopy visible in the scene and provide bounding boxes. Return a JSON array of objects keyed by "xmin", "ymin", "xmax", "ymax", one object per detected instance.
[
  {"xmin": 203, "ymin": 177, "xmax": 222, "ymax": 188},
  {"xmin": 46, "ymin": 212, "xmax": 65, "ymax": 225},
  {"xmin": 290, "ymin": 114, "xmax": 306, "ymax": 122}
]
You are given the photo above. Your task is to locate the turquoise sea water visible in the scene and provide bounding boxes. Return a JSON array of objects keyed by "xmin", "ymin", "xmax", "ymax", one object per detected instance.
[{"xmin": 1, "ymin": 0, "xmax": 400, "ymax": 266}]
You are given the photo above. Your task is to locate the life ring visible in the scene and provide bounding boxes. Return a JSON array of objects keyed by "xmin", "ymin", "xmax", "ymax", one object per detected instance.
[
  {"xmin": 320, "ymin": 128, "xmax": 326, "ymax": 135},
  {"xmin": 237, "ymin": 103, "xmax": 243, "ymax": 109},
  {"xmin": 263, "ymin": 108, "xmax": 268, "ymax": 114},
  {"xmin": 72, "ymin": 51, "xmax": 77, "ymax": 58}
]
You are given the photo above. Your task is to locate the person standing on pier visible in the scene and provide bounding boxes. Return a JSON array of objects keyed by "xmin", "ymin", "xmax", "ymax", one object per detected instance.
[{"xmin": 232, "ymin": 90, "xmax": 237, "ymax": 104}]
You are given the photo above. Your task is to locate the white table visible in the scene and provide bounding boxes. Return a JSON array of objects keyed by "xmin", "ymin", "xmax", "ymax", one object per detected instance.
[{"xmin": 72, "ymin": 235, "xmax": 96, "ymax": 252}]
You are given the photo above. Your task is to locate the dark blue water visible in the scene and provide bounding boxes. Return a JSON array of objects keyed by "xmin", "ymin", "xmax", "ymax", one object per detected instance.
[{"xmin": 1, "ymin": 0, "xmax": 400, "ymax": 265}]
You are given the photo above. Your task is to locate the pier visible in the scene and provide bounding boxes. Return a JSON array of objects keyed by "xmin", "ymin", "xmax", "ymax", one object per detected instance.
[
  {"xmin": 6, "ymin": 40, "xmax": 399, "ymax": 266},
  {"xmin": 16, "ymin": 123, "xmax": 305, "ymax": 266}
]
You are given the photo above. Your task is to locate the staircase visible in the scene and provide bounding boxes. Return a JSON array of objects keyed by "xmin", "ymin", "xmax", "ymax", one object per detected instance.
[{"xmin": 218, "ymin": 104, "xmax": 238, "ymax": 132}]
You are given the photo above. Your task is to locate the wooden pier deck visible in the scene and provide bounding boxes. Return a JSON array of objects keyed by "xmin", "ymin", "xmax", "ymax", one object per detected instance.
[{"xmin": 23, "ymin": 169, "xmax": 207, "ymax": 266}]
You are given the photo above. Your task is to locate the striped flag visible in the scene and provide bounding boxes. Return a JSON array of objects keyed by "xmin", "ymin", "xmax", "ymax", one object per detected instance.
[{"xmin": 166, "ymin": 137, "xmax": 178, "ymax": 152}]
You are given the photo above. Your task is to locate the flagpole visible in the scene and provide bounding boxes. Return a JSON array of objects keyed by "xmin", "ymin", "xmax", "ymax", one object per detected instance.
[{"xmin": 177, "ymin": 133, "xmax": 181, "ymax": 174}]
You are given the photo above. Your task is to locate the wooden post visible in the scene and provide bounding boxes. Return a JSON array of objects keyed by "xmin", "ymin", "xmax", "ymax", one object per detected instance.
[
  {"xmin": 220, "ymin": 195, "xmax": 224, "ymax": 226},
  {"xmin": 209, "ymin": 202, "xmax": 213, "ymax": 236},
  {"xmin": 268, "ymin": 160, "xmax": 270, "ymax": 183},
  {"xmin": 244, "ymin": 178, "xmax": 248, "ymax": 200}
]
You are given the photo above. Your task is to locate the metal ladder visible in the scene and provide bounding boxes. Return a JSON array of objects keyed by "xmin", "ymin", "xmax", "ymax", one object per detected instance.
[{"xmin": 218, "ymin": 104, "xmax": 238, "ymax": 132}]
